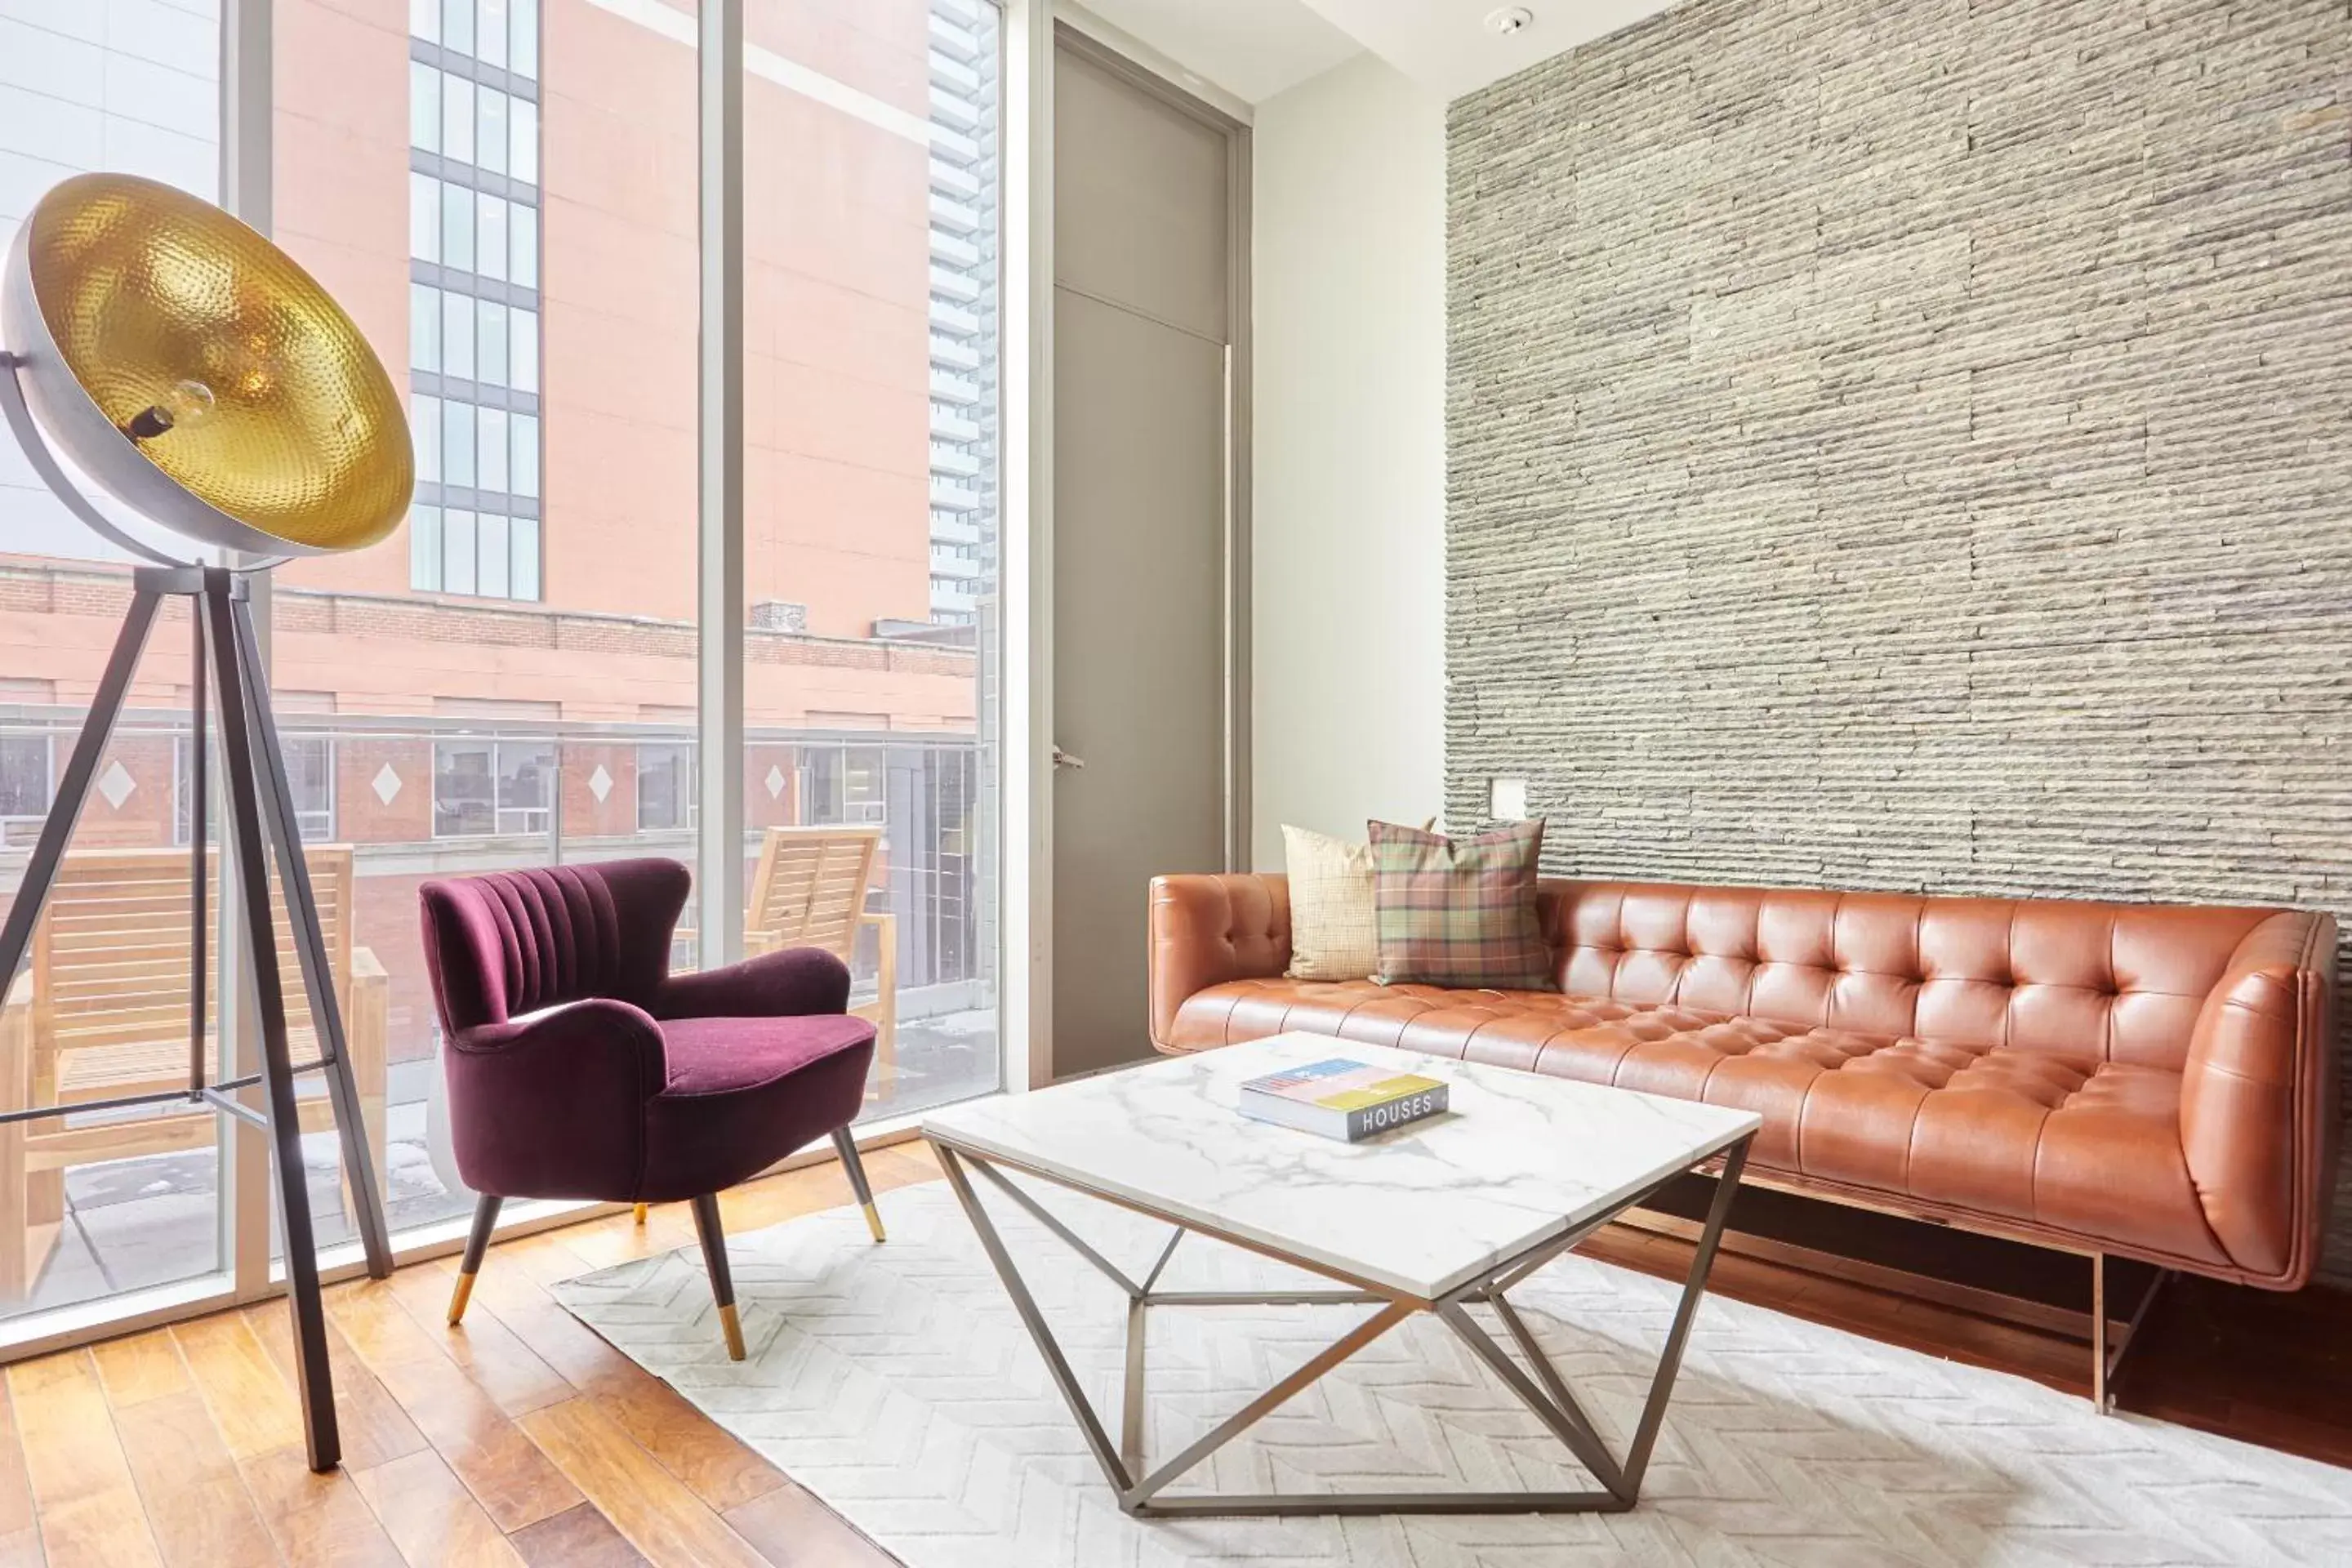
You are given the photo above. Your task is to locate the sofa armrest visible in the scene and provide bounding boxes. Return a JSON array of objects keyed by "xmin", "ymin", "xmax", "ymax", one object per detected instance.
[
  {"xmin": 1147, "ymin": 874, "xmax": 1291, "ymax": 1052},
  {"xmin": 2180, "ymin": 909, "xmax": 2338, "ymax": 1287}
]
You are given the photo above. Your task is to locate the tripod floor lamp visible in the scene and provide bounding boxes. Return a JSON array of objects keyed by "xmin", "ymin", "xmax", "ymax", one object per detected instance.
[{"xmin": 0, "ymin": 173, "xmax": 408, "ymax": 1472}]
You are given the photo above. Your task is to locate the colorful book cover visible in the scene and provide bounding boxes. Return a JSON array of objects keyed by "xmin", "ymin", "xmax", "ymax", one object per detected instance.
[{"xmin": 1239, "ymin": 1058, "xmax": 1450, "ymax": 1141}]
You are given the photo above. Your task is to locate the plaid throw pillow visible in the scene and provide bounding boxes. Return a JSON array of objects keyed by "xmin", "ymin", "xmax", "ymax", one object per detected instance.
[{"xmin": 1367, "ymin": 818, "xmax": 1553, "ymax": 989}]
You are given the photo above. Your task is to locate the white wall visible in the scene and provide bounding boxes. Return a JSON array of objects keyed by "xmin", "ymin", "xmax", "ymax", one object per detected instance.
[{"xmin": 1250, "ymin": 52, "xmax": 1445, "ymax": 867}]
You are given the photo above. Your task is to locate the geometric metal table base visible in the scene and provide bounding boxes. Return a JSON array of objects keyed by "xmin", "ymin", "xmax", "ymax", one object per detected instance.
[{"xmin": 929, "ymin": 1131, "xmax": 1753, "ymax": 1518}]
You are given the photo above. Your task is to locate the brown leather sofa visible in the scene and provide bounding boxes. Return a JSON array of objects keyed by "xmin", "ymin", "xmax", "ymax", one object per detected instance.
[{"xmin": 1150, "ymin": 873, "xmax": 2338, "ymax": 1292}]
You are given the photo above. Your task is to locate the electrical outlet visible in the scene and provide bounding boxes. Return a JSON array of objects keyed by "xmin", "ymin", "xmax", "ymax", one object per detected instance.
[{"xmin": 1490, "ymin": 777, "xmax": 1528, "ymax": 821}]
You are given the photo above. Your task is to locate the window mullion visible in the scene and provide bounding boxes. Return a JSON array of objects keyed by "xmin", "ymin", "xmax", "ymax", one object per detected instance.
[
  {"xmin": 219, "ymin": 0, "xmax": 276, "ymax": 1299},
  {"xmin": 697, "ymin": 0, "xmax": 746, "ymax": 971}
]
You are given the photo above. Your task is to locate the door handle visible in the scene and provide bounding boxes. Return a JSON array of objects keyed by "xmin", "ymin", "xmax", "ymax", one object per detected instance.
[{"xmin": 1052, "ymin": 745, "xmax": 1086, "ymax": 771}]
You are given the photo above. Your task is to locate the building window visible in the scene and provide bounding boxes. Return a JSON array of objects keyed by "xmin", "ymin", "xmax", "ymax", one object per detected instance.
[
  {"xmin": 409, "ymin": 1, "xmax": 543, "ymax": 604},
  {"xmin": 636, "ymin": 743, "xmax": 696, "ymax": 832},
  {"xmin": 414, "ymin": 0, "xmax": 540, "ymax": 78},
  {"xmin": 173, "ymin": 735, "xmax": 333, "ymax": 844},
  {"xmin": 410, "ymin": 505, "xmax": 542, "ymax": 597},
  {"xmin": 432, "ymin": 737, "xmax": 554, "ymax": 838},
  {"xmin": 804, "ymin": 746, "xmax": 889, "ymax": 826},
  {"xmin": 0, "ymin": 733, "xmax": 52, "ymax": 846}
]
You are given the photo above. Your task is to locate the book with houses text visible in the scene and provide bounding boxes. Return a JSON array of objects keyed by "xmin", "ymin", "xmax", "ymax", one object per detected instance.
[{"xmin": 1237, "ymin": 1058, "xmax": 1449, "ymax": 1143}]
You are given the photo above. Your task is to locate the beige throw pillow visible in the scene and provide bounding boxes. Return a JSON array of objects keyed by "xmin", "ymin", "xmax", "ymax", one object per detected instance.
[{"xmin": 1282, "ymin": 823, "xmax": 1381, "ymax": 981}]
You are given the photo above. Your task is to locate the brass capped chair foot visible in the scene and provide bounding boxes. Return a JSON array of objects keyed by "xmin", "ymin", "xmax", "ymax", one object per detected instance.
[
  {"xmin": 447, "ymin": 1270, "xmax": 476, "ymax": 1326},
  {"xmin": 718, "ymin": 1301, "xmax": 746, "ymax": 1361},
  {"xmin": 862, "ymin": 1201, "xmax": 887, "ymax": 1244},
  {"xmin": 633, "ymin": 1203, "xmax": 648, "ymax": 1226}
]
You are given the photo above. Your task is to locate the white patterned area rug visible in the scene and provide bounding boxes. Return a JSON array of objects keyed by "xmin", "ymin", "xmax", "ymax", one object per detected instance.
[{"xmin": 552, "ymin": 1181, "xmax": 2352, "ymax": 1567}]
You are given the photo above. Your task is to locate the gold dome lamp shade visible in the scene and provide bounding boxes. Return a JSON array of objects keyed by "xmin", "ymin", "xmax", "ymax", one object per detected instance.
[{"xmin": 1, "ymin": 172, "xmax": 412, "ymax": 561}]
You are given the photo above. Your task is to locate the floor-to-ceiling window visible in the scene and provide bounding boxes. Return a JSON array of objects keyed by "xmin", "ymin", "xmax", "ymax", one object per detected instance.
[
  {"xmin": 0, "ymin": 0, "xmax": 1006, "ymax": 1345},
  {"xmin": 0, "ymin": 0, "xmax": 232, "ymax": 1325},
  {"xmin": 742, "ymin": 0, "xmax": 1004, "ymax": 1120},
  {"xmin": 269, "ymin": 0, "xmax": 707, "ymax": 1252}
]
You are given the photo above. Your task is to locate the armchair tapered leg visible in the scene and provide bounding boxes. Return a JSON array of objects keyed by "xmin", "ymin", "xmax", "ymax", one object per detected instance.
[
  {"xmin": 633, "ymin": 1204, "xmax": 648, "ymax": 1226},
  {"xmin": 832, "ymin": 1127, "xmax": 885, "ymax": 1243},
  {"xmin": 448, "ymin": 1195, "xmax": 501, "ymax": 1325},
  {"xmin": 692, "ymin": 1192, "xmax": 746, "ymax": 1360}
]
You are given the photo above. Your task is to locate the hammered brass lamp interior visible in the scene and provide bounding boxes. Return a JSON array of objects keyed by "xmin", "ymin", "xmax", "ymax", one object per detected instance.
[{"xmin": 20, "ymin": 172, "xmax": 411, "ymax": 552}]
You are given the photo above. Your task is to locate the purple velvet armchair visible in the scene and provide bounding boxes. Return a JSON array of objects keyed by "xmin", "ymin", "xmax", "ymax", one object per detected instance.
[{"xmin": 419, "ymin": 858, "xmax": 884, "ymax": 1359}]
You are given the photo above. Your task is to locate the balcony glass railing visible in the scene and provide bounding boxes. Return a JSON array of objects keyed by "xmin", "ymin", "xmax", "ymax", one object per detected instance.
[{"xmin": 0, "ymin": 707, "xmax": 996, "ymax": 1323}]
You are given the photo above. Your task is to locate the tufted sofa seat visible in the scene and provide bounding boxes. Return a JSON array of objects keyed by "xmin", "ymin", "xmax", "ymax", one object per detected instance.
[{"xmin": 1149, "ymin": 874, "xmax": 2338, "ymax": 1290}]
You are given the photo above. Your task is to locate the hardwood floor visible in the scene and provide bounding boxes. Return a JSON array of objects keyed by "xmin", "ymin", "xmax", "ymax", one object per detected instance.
[
  {"xmin": 0, "ymin": 1144, "xmax": 2345, "ymax": 1566},
  {"xmin": 0, "ymin": 1147, "xmax": 938, "ymax": 1568},
  {"xmin": 1597, "ymin": 1172, "xmax": 2352, "ymax": 1469}
]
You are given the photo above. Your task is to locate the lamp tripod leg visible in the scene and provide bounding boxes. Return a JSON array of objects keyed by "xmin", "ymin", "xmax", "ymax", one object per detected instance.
[
  {"xmin": 0, "ymin": 586, "xmax": 163, "ymax": 994},
  {"xmin": 189, "ymin": 604, "xmax": 207, "ymax": 1099},
  {"xmin": 228, "ymin": 590, "xmax": 392, "ymax": 1280},
  {"xmin": 202, "ymin": 572, "xmax": 342, "ymax": 1474}
]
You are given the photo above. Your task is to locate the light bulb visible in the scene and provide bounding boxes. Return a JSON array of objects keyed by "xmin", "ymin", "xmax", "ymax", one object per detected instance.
[{"xmin": 122, "ymin": 378, "xmax": 216, "ymax": 443}]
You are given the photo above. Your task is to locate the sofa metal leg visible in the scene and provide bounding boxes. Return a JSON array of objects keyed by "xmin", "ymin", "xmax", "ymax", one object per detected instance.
[
  {"xmin": 833, "ymin": 1126, "xmax": 885, "ymax": 1243},
  {"xmin": 2091, "ymin": 1253, "xmax": 2107, "ymax": 1413},
  {"xmin": 693, "ymin": 1192, "xmax": 746, "ymax": 1360},
  {"xmin": 2091, "ymin": 1253, "xmax": 2169, "ymax": 1414},
  {"xmin": 448, "ymin": 1194, "xmax": 501, "ymax": 1325}
]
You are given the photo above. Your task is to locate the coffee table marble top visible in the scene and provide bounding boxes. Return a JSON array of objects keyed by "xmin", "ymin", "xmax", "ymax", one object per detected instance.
[{"xmin": 922, "ymin": 1032, "xmax": 1761, "ymax": 1299}]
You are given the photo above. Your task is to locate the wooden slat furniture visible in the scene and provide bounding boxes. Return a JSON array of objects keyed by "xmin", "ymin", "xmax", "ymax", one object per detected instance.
[
  {"xmin": 743, "ymin": 826, "xmax": 896, "ymax": 1089},
  {"xmin": 0, "ymin": 844, "xmax": 389, "ymax": 1298}
]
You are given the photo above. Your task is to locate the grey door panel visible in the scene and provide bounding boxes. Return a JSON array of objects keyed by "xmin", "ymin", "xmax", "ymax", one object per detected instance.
[{"xmin": 1051, "ymin": 38, "xmax": 1233, "ymax": 1078}]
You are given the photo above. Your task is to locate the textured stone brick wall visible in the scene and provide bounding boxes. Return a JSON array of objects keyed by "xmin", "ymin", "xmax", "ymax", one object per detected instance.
[{"xmin": 1446, "ymin": 0, "xmax": 2352, "ymax": 1276}]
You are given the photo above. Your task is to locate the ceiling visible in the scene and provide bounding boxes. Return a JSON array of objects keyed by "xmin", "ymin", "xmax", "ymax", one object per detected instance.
[
  {"xmin": 1074, "ymin": 0, "xmax": 1363, "ymax": 105},
  {"xmin": 1073, "ymin": 0, "xmax": 1682, "ymax": 105}
]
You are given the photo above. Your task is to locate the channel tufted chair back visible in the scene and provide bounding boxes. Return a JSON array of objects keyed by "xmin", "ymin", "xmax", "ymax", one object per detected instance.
[{"xmin": 420, "ymin": 859, "xmax": 688, "ymax": 1033}]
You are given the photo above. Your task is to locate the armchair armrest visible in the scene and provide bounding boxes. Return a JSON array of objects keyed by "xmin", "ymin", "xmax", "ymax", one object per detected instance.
[
  {"xmin": 655, "ymin": 946, "xmax": 851, "ymax": 1022},
  {"xmin": 1148, "ymin": 874, "xmax": 1291, "ymax": 1053},
  {"xmin": 2180, "ymin": 909, "xmax": 2338, "ymax": 1288},
  {"xmin": 443, "ymin": 999, "xmax": 669, "ymax": 1201}
]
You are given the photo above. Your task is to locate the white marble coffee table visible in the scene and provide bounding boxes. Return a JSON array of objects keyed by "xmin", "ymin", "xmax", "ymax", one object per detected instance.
[{"xmin": 922, "ymin": 1031, "xmax": 1761, "ymax": 1518}]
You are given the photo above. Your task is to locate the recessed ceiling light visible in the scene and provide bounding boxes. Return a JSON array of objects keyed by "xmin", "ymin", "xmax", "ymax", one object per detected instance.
[{"xmin": 1486, "ymin": 6, "xmax": 1535, "ymax": 35}]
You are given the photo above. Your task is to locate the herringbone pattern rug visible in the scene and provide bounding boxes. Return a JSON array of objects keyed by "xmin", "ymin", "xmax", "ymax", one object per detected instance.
[{"xmin": 554, "ymin": 1181, "xmax": 2352, "ymax": 1566}]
